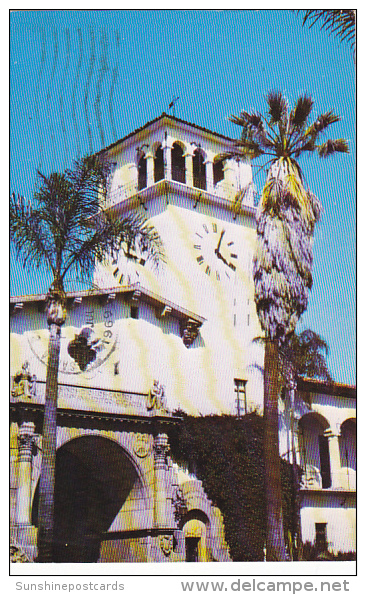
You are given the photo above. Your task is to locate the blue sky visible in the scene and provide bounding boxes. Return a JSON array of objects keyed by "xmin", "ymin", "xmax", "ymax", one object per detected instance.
[{"xmin": 10, "ymin": 10, "xmax": 356, "ymax": 384}]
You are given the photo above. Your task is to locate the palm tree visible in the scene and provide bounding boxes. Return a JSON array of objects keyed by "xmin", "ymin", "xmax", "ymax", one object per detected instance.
[
  {"xmin": 230, "ymin": 91, "xmax": 348, "ymax": 560},
  {"xmin": 10, "ymin": 154, "xmax": 163, "ymax": 562},
  {"xmin": 279, "ymin": 329, "xmax": 331, "ymax": 560},
  {"xmin": 296, "ymin": 10, "xmax": 356, "ymax": 54}
]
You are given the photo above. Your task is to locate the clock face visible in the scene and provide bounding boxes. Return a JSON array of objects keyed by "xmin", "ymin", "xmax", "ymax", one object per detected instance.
[
  {"xmin": 111, "ymin": 245, "xmax": 146, "ymax": 286},
  {"xmin": 193, "ymin": 220, "xmax": 238, "ymax": 282}
]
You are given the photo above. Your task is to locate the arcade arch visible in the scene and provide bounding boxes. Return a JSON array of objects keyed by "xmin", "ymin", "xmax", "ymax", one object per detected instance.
[
  {"xmin": 298, "ymin": 412, "xmax": 331, "ymax": 489},
  {"xmin": 32, "ymin": 435, "xmax": 146, "ymax": 562}
]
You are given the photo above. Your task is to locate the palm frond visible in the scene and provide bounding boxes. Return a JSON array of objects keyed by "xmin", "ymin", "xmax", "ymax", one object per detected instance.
[
  {"xmin": 290, "ymin": 95, "xmax": 314, "ymax": 128},
  {"xmin": 280, "ymin": 329, "xmax": 332, "ymax": 382},
  {"xmin": 266, "ymin": 91, "xmax": 288, "ymax": 124},
  {"xmin": 317, "ymin": 138, "xmax": 349, "ymax": 157},
  {"xmin": 10, "ymin": 155, "xmax": 164, "ymax": 290},
  {"xmin": 10, "ymin": 193, "xmax": 57, "ymax": 273},
  {"xmin": 299, "ymin": 9, "xmax": 356, "ymax": 49}
]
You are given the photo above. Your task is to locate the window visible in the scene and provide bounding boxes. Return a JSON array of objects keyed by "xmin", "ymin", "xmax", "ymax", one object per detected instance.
[
  {"xmin": 193, "ymin": 149, "xmax": 206, "ymax": 190},
  {"xmin": 138, "ymin": 155, "xmax": 147, "ymax": 190},
  {"xmin": 234, "ymin": 379, "xmax": 247, "ymax": 417},
  {"xmin": 213, "ymin": 159, "xmax": 225, "ymax": 186},
  {"xmin": 315, "ymin": 523, "xmax": 327, "ymax": 553},
  {"xmin": 154, "ymin": 145, "xmax": 164, "ymax": 183},
  {"xmin": 131, "ymin": 305, "xmax": 139, "ymax": 319},
  {"xmin": 171, "ymin": 143, "xmax": 186, "ymax": 183},
  {"xmin": 318, "ymin": 435, "xmax": 331, "ymax": 489}
]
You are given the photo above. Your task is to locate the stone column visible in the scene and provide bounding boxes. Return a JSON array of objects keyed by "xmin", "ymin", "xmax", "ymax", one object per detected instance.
[
  {"xmin": 205, "ymin": 151, "xmax": 215, "ymax": 193},
  {"xmin": 223, "ymin": 160, "xmax": 236, "ymax": 200},
  {"xmin": 184, "ymin": 146, "xmax": 195, "ymax": 187},
  {"xmin": 145, "ymin": 151, "xmax": 154, "ymax": 187},
  {"xmin": 153, "ymin": 433, "xmax": 170, "ymax": 529},
  {"xmin": 324, "ymin": 429, "xmax": 342, "ymax": 489},
  {"xmin": 16, "ymin": 422, "xmax": 36, "ymax": 538},
  {"xmin": 162, "ymin": 141, "xmax": 172, "ymax": 181}
]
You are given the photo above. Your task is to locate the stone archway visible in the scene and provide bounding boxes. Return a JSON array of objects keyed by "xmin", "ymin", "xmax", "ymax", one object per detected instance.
[{"xmin": 32, "ymin": 435, "xmax": 142, "ymax": 562}]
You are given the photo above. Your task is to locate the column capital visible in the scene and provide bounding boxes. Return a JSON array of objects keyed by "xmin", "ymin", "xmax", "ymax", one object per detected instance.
[
  {"xmin": 17, "ymin": 422, "xmax": 36, "ymax": 463},
  {"xmin": 154, "ymin": 433, "xmax": 170, "ymax": 469},
  {"xmin": 324, "ymin": 428, "xmax": 341, "ymax": 438}
]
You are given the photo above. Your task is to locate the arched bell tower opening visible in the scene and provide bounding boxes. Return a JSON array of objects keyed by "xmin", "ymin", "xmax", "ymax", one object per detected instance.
[
  {"xmin": 154, "ymin": 144, "xmax": 164, "ymax": 182},
  {"xmin": 32, "ymin": 435, "xmax": 142, "ymax": 563},
  {"xmin": 193, "ymin": 148, "xmax": 206, "ymax": 190},
  {"xmin": 138, "ymin": 153, "xmax": 147, "ymax": 190},
  {"xmin": 171, "ymin": 142, "xmax": 186, "ymax": 183}
]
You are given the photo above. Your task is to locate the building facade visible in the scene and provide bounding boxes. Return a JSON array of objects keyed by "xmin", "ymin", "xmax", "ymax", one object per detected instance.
[{"xmin": 10, "ymin": 114, "xmax": 355, "ymax": 562}]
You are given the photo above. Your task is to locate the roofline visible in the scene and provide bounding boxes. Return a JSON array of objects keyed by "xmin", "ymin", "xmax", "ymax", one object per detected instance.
[
  {"xmin": 298, "ymin": 377, "xmax": 356, "ymax": 399},
  {"xmin": 10, "ymin": 282, "xmax": 206, "ymax": 326},
  {"xmin": 97, "ymin": 112, "xmax": 235, "ymax": 155}
]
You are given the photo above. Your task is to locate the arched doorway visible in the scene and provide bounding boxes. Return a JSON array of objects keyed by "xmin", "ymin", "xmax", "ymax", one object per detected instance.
[
  {"xmin": 33, "ymin": 435, "xmax": 142, "ymax": 562},
  {"xmin": 181, "ymin": 509, "xmax": 210, "ymax": 562}
]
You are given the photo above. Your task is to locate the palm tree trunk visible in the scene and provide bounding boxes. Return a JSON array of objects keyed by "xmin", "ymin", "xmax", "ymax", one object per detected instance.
[
  {"xmin": 36, "ymin": 320, "xmax": 62, "ymax": 562},
  {"xmin": 263, "ymin": 339, "xmax": 288, "ymax": 561}
]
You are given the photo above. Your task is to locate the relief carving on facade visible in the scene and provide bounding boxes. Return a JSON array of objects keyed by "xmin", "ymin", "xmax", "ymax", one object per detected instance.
[
  {"xmin": 11, "ymin": 362, "xmax": 37, "ymax": 400},
  {"xmin": 147, "ymin": 380, "xmax": 168, "ymax": 413},
  {"xmin": 180, "ymin": 319, "xmax": 200, "ymax": 347},
  {"xmin": 159, "ymin": 534, "xmax": 173, "ymax": 557},
  {"xmin": 133, "ymin": 433, "xmax": 152, "ymax": 458}
]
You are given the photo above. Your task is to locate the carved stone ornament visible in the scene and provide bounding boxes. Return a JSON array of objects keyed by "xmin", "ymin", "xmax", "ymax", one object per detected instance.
[
  {"xmin": 133, "ymin": 433, "xmax": 152, "ymax": 458},
  {"xmin": 159, "ymin": 534, "xmax": 173, "ymax": 557},
  {"xmin": 172, "ymin": 485, "xmax": 187, "ymax": 524},
  {"xmin": 147, "ymin": 380, "xmax": 167, "ymax": 413},
  {"xmin": 10, "ymin": 543, "xmax": 31, "ymax": 563},
  {"xmin": 180, "ymin": 319, "xmax": 200, "ymax": 347},
  {"xmin": 153, "ymin": 433, "xmax": 170, "ymax": 469},
  {"xmin": 11, "ymin": 362, "xmax": 37, "ymax": 400}
]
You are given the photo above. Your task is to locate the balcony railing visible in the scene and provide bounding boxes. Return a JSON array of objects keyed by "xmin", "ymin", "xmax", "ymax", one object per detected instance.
[
  {"xmin": 300, "ymin": 465, "xmax": 356, "ymax": 491},
  {"xmin": 105, "ymin": 175, "xmax": 256, "ymax": 209}
]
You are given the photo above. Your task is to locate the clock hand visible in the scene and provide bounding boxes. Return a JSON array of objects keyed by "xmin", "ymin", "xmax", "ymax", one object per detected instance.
[
  {"xmin": 216, "ymin": 229, "xmax": 225, "ymax": 252},
  {"xmin": 215, "ymin": 251, "xmax": 229, "ymax": 266},
  {"xmin": 216, "ymin": 251, "xmax": 237, "ymax": 271}
]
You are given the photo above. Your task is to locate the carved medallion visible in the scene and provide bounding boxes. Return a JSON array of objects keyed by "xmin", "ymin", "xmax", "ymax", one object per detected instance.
[
  {"xmin": 133, "ymin": 433, "xmax": 152, "ymax": 458},
  {"xmin": 159, "ymin": 534, "xmax": 173, "ymax": 557}
]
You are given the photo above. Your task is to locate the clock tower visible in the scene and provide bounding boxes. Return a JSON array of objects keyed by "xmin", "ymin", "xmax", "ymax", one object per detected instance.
[{"xmin": 94, "ymin": 113, "xmax": 264, "ymax": 416}]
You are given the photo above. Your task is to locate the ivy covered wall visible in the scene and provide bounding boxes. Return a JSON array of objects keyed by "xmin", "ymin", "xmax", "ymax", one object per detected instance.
[{"xmin": 170, "ymin": 413, "xmax": 295, "ymax": 562}]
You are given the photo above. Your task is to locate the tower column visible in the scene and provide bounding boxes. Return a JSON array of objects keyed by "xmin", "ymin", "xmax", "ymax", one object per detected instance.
[
  {"xmin": 223, "ymin": 160, "xmax": 236, "ymax": 200},
  {"xmin": 205, "ymin": 150, "xmax": 215, "ymax": 193},
  {"xmin": 145, "ymin": 151, "xmax": 154, "ymax": 187},
  {"xmin": 185, "ymin": 146, "xmax": 195, "ymax": 187},
  {"xmin": 163, "ymin": 141, "xmax": 173, "ymax": 181}
]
